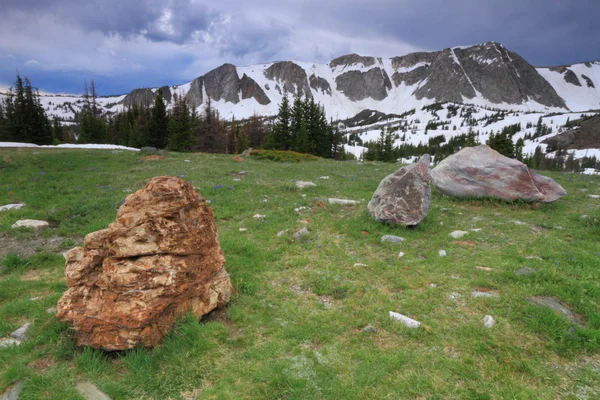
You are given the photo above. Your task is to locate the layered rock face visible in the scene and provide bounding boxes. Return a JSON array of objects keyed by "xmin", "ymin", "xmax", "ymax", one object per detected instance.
[
  {"xmin": 368, "ymin": 155, "xmax": 431, "ymax": 226},
  {"xmin": 264, "ymin": 61, "xmax": 312, "ymax": 98},
  {"xmin": 430, "ymin": 145, "xmax": 567, "ymax": 202},
  {"xmin": 56, "ymin": 176, "xmax": 233, "ymax": 350}
]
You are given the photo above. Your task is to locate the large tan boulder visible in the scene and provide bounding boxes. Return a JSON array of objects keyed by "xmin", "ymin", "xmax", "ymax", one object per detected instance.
[{"xmin": 57, "ymin": 176, "xmax": 233, "ymax": 350}]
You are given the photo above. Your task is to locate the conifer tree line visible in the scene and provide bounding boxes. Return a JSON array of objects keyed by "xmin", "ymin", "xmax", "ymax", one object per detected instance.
[{"xmin": 0, "ymin": 74, "xmax": 54, "ymax": 144}]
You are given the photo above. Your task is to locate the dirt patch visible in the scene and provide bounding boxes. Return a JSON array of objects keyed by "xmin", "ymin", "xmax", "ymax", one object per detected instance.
[
  {"xmin": 28, "ymin": 357, "xmax": 57, "ymax": 372},
  {"xmin": 0, "ymin": 233, "xmax": 79, "ymax": 258},
  {"xmin": 142, "ymin": 155, "xmax": 165, "ymax": 160}
]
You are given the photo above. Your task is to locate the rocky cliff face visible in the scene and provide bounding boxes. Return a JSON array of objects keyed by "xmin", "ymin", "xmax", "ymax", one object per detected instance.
[{"xmin": 91, "ymin": 42, "xmax": 600, "ymax": 119}]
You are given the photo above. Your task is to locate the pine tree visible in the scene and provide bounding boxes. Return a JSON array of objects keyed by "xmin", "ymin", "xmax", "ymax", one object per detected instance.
[
  {"xmin": 266, "ymin": 96, "xmax": 291, "ymax": 150},
  {"xmin": 167, "ymin": 96, "xmax": 193, "ymax": 152},
  {"xmin": 148, "ymin": 90, "xmax": 168, "ymax": 148}
]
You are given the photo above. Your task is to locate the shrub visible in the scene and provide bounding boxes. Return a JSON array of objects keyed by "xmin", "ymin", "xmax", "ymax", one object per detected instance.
[{"xmin": 251, "ymin": 149, "xmax": 319, "ymax": 163}]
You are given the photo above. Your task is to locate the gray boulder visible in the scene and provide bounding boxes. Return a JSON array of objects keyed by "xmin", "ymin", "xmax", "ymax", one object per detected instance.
[
  {"xmin": 430, "ymin": 145, "xmax": 566, "ymax": 203},
  {"xmin": 368, "ymin": 154, "xmax": 431, "ymax": 226}
]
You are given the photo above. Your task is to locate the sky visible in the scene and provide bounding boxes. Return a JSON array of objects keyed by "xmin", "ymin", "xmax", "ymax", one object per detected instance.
[{"xmin": 0, "ymin": 0, "xmax": 598, "ymax": 96}]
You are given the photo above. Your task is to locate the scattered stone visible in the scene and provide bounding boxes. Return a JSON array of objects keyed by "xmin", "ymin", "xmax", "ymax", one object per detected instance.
[
  {"xmin": 448, "ymin": 292, "xmax": 462, "ymax": 302},
  {"xmin": 0, "ymin": 338, "xmax": 21, "ymax": 348},
  {"xmin": 142, "ymin": 155, "xmax": 164, "ymax": 161},
  {"xmin": 238, "ymin": 228, "xmax": 247, "ymax": 232},
  {"xmin": 318, "ymin": 176, "xmax": 329, "ymax": 180},
  {"xmin": 238, "ymin": 171, "xmax": 248, "ymax": 175},
  {"xmin": 11, "ymin": 219, "xmax": 49, "ymax": 230},
  {"xmin": 0, "ymin": 382, "xmax": 23, "ymax": 400},
  {"xmin": 30, "ymin": 296, "xmax": 43, "ymax": 301},
  {"xmin": 75, "ymin": 382, "xmax": 112, "ymax": 400},
  {"xmin": 261, "ymin": 199, "xmax": 268, "ymax": 203},
  {"xmin": 294, "ymin": 206, "xmax": 309, "ymax": 213},
  {"xmin": 233, "ymin": 178, "xmax": 240, "ymax": 182},
  {"xmin": 317, "ymin": 295, "xmax": 333, "ymax": 308},
  {"xmin": 276, "ymin": 230, "xmax": 289, "ymax": 237},
  {"xmin": 252, "ymin": 214, "xmax": 266, "ymax": 219},
  {"xmin": 361, "ymin": 324, "xmax": 377, "ymax": 333},
  {"xmin": 397, "ymin": 251, "xmax": 405, "ymax": 259},
  {"xmin": 328, "ymin": 198, "xmax": 360, "ymax": 205},
  {"xmin": 554, "ymin": 226, "xmax": 564, "ymax": 230},
  {"xmin": 512, "ymin": 220, "xmax": 526, "ymax": 226},
  {"xmin": 389, "ymin": 311, "xmax": 421, "ymax": 328},
  {"xmin": 515, "ymin": 267, "xmax": 537, "ymax": 276},
  {"xmin": 470, "ymin": 228, "xmax": 482, "ymax": 232},
  {"xmin": 430, "ymin": 145, "xmax": 567, "ymax": 202},
  {"xmin": 476, "ymin": 266, "xmax": 493, "ymax": 272},
  {"xmin": 471, "ymin": 216, "xmax": 485, "ymax": 222},
  {"xmin": 527, "ymin": 296, "xmax": 584, "ymax": 326},
  {"xmin": 428, "ymin": 283, "xmax": 437, "ymax": 288},
  {"xmin": 0, "ymin": 203, "xmax": 25, "ymax": 212},
  {"xmin": 295, "ymin": 181, "xmax": 317, "ymax": 189},
  {"xmin": 449, "ymin": 230, "xmax": 469, "ymax": 239},
  {"xmin": 353, "ymin": 263, "xmax": 367, "ymax": 267},
  {"xmin": 56, "ymin": 176, "xmax": 233, "ymax": 350},
  {"xmin": 381, "ymin": 235, "xmax": 404, "ymax": 244},
  {"xmin": 368, "ymin": 154, "xmax": 431, "ymax": 226},
  {"xmin": 483, "ymin": 315, "xmax": 496, "ymax": 328},
  {"xmin": 438, "ymin": 250, "xmax": 447, "ymax": 257},
  {"xmin": 589, "ymin": 194, "xmax": 600, "ymax": 199},
  {"xmin": 184, "ymin": 160, "xmax": 191, "ymax": 163},
  {"xmin": 471, "ymin": 290, "xmax": 499, "ymax": 298},
  {"xmin": 580, "ymin": 188, "xmax": 588, "ymax": 192},
  {"xmin": 46, "ymin": 307, "xmax": 57, "ymax": 314},
  {"xmin": 525, "ymin": 256, "xmax": 543, "ymax": 261},
  {"xmin": 292, "ymin": 227, "xmax": 310, "ymax": 240},
  {"xmin": 9, "ymin": 323, "xmax": 31, "ymax": 341}
]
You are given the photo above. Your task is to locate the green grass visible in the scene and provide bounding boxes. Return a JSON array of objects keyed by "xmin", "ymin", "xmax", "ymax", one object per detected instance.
[{"xmin": 1, "ymin": 148, "xmax": 599, "ymax": 399}]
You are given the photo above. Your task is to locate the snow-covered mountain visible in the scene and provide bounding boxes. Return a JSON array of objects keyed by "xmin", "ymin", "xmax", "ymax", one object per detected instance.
[{"xmin": 2, "ymin": 41, "xmax": 599, "ymax": 123}]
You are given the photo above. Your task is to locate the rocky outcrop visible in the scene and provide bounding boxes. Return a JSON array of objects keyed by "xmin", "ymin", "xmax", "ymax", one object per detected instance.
[
  {"xmin": 563, "ymin": 69, "xmax": 582, "ymax": 86},
  {"xmin": 185, "ymin": 77, "xmax": 204, "ymax": 109},
  {"xmin": 309, "ymin": 74, "xmax": 332, "ymax": 95},
  {"xmin": 56, "ymin": 176, "xmax": 233, "ymax": 350},
  {"xmin": 391, "ymin": 52, "xmax": 437, "ymax": 70},
  {"xmin": 335, "ymin": 68, "xmax": 392, "ymax": 101},
  {"xmin": 430, "ymin": 145, "xmax": 567, "ymax": 202},
  {"xmin": 159, "ymin": 86, "xmax": 172, "ymax": 103},
  {"xmin": 542, "ymin": 114, "xmax": 600, "ymax": 150},
  {"xmin": 204, "ymin": 64, "xmax": 241, "ymax": 104},
  {"xmin": 264, "ymin": 62, "xmax": 312, "ymax": 98},
  {"xmin": 413, "ymin": 42, "xmax": 567, "ymax": 108},
  {"xmin": 368, "ymin": 155, "xmax": 431, "ymax": 226},
  {"xmin": 330, "ymin": 54, "xmax": 376, "ymax": 69},
  {"xmin": 121, "ymin": 88, "xmax": 155, "ymax": 108},
  {"xmin": 240, "ymin": 74, "xmax": 271, "ymax": 105},
  {"xmin": 392, "ymin": 65, "xmax": 429, "ymax": 87},
  {"xmin": 582, "ymin": 74, "xmax": 595, "ymax": 88}
]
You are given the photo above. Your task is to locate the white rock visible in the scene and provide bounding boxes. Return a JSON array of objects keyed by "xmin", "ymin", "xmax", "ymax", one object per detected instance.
[
  {"xmin": 239, "ymin": 228, "xmax": 247, "ymax": 232},
  {"xmin": 389, "ymin": 311, "xmax": 421, "ymax": 328},
  {"xmin": 318, "ymin": 176, "xmax": 329, "ymax": 180},
  {"xmin": 397, "ymin": 251, "xmax": 405, "ymax": 258},
  {"xmin": 0, "ymin": 203, "xmax": 25, "ymax": 212},
  {"xmin": 483, "ymin": 315, "xmax": 496, "ymax": 328},
  {"xmin": 512, "ymin": 220, "xmax": 526, "ymax": 226},
  {"xmin": 292, "ymin": 227, "xmax": 310, "ymax": 240},
  {"xmin": 276, "ymin": 230, "xmax": 289, "ymax": 237},
  {"xmin": 11, "ymin": 219, "xmax": 49, "ymax": 230},
  {"xmin": 261, "ymin": 199, "xmax": 269, "ymax": 203},
  {"xmin": 294, "ymin": 206, "xmax": 309, "ymax": 213},
  {"xmin": 252, "ymin": 214, "xmax": 266, "ymax": 219},
  {"xmin": 470, "ymin": 228, "xmax": 482, "ymax": 232},
  {"xmin": 0, "ymin": 338, "xmax": 21, "ymax": 348},
  {"xmin": 10, "ymin": 323, "xmax": 31, "ymax": 341},
  {"xmin": 0, "ymin": 381, "xmax": 23, "ymax": 399},
  {"xmin": 381, "ymin": 235, "xmax": 404, "ymax": 244},
  {"xmin": 449, "ymin": 230, "xmax": 469, "ymax": 239},
  {"xmin": 184, "ymin": 159, "xmax": 191, "ymax": 162},
  {"xmin": 353, "ymin": 263, "xmax": 367, "ymax": 267},
  {"xmin": 471, "ymin": 290, "xmax": 499, "ymax": 298},
  {"xmin": 438, "ymin": 250, "xmax": 447, "ymax": 257},
  {"xmin": 589, "ymin": 194, "xmax": 600, "ymax": 199},
  {"xmin": 46, "ymin": 307, "xmax": 57, "ymax": 314},
  {"xmin": 428, "ymin": 283, "xmax": 437, "ymax": 288},
  {"xmin": 295, "ymin": 181, "xmax": 317, "ymax": 189},
  {"xmin": 233, "ymin": 178, "xmax": 241, "ymax": 182},
  {"xmin": 328, "ymin": 198, "xmax": 360, "ymax": 205}
]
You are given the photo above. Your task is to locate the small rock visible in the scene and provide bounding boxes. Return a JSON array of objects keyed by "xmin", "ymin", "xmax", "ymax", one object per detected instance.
[
  {"xmin": 353, "ymin": 263, "xmax": 367, "ymax": 267},
  {"xmin": 0, "ymin": 381, "xmax": 23, "ymax": 400},
  {"xmin": 470, "ymin": 228, "xmax": 482, "ymax": 232},
  {"xmin": 184, "ymin": 160, "xmax": 191, "ymax": 163},
  {"xmin": 295, "ymin": 181, "xmax": 317, "ymax": 189},
  {"xmin": 554, "ymin": 226, "xmax": 564, "ymax": 230},
  {"xmin": 438, "ymin": 250, "xmax": 447, "ymax": 257},
  {"xmin": 525, "ymin": 256, "xmax": 543, "ymax": 261},
  {"xmin": 476, "ymin": 266, "xmax": 493, "ymax": 271},
  {"xmin": 276, "ymin": 230, "xmax": 289, "ymax": 237},
  {"xmin": 580, "ymin": 188, "xmax": 588, "ymax": 192},
  {"xmin": 449, "ymin": 230, "xmax": 469, "ymax": 239},
  {"xmin": 361, "ymin": 324, "xmax": 377, "ymax": 333},
  {"xmin": 389, "ymin": 311, "xmax": 421, "ymax": 328},
  {"xmin": 471, "ymin": 290, "xmax": 499, "ymax": 298},
  {"xmin": 252, "ymin": 214, "xmax": 266, "ymax": 219},
  {"xmin": 233, "ymin": 178, "xmax": 241, "ymax": 182},
  {"xmin": 448, "ymin": 292, "xmax": 462, "ymax": 302},
  {"xmin": 46, "ymin": 307, "xmax": 57, "ymax": 314},
  {"xmin": 328, "ymin": 198, "xmax": 360, "ymax": 205},
  {"xmin": 11, "ymin": 219, "xmax": 49, "ymax": 230},
  {"xmin": 381, "ymin": 235, "xmax": 404, "ymax": 244},
  {"xmin": 75, "ymin": 381, "xmax": 112, "ymax": 400},
  {"xmin": 294, "ymin": 206, "xmax": 309, "ymax": 213},
  {"xmin": 515, "ymin": 267, "xmax": 537, "ymax": 276},
  {"xmin": 483, "ymin": 315, "xmax": 496, "ymax": 328},
  {"xmin": 261, "ymin": 199, "xmax": 269, "ymax": 203},
  {"xmin": 238, "ymin": 171, "xmax": 248, "ymax": 175},
  {"xmin": 589, "ymin": 194, "xmax": 600, "ymax": 199},
  {"xmin": 292, "ymin": 227, "xmax": 310, "ymax": 240},
  {"xmin": 0, "ymin": 338, "xmax": 21, "ymax": 348},
  {"xmin": 397, "ymin": 251, "xmax": 405, "ymax": 259},
  {"xmin": 318, "ymin": 176, "xmax": 329, "ymax": 180},
  {"xmin": 10, "ymin": 323, "xmax": 31, "ymax": 341},
  {"xmin": 527, "ymin": 296, "xmax": 584, "ymax": 326},
  {"xmin": 0, "ymin": 203, "xmax": 25, "ymax": 212},
  {"xmin": 30, "ymin": 296, "xmax": 43, "ymax": 301},
  {"xmin": 428, "ymin": 283, "xmax": 437, "ymax": 288},
  {"xmin": 512, "ymin": 220, "xmax": 526, "ymax": 226},
  {"xmin": 238, "ymin": 228, "xmax": 247, "ymax": 232}
]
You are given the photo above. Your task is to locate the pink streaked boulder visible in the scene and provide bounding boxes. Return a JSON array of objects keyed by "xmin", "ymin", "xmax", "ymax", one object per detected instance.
[{"xmin": 430, "ymin": 145, "xmax": 566, "ymax": 203}]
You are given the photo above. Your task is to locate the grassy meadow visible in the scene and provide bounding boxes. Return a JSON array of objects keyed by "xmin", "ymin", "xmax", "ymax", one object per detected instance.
[{"xmin": 0, "ymin": 148, "xmax": 599, "ymax": 399}]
